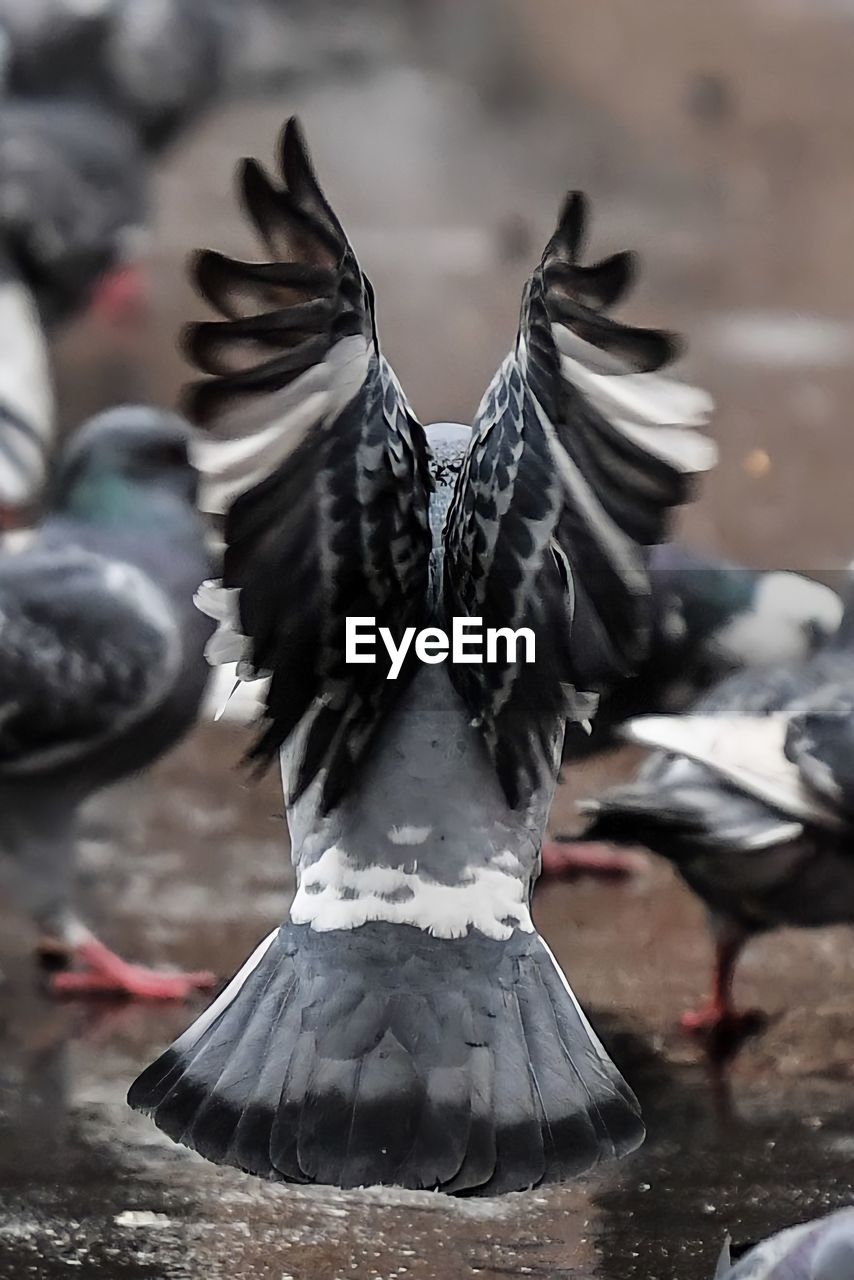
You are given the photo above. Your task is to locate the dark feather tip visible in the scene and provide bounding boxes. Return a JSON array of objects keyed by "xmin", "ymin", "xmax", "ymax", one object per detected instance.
[
  {"xmin": 279, "ymin": 116, "xmax": 315, "ymax": 192},
  {"xmin": 554, "ymin": 190, "xmax": 589, "ymax": 263}
]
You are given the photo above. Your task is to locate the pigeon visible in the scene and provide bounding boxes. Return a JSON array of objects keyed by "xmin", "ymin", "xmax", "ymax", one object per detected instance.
[
  {"xmin": 0, "ymin": 246, "xmax": 52, "ymax": 525},
  {"xmin": 543, "ymin": 548, "xmax": 842, "ymax": 877},
  {"xmin": 714, "ymin": 1208, "xmax": 854, "ymax": 1279},
  {"xmin": 0, "ymin": 405, "xmax": 216, "ymax": 999},
  {"xmin": 128, "ymin": 116, "xmax": 714, "ymax": 1192},
  {"xmin": 0, "ymin": 0, "xmax": 232, "ymax": 157},
  {"xmin": 590, "ymin": 544, "xmax": 843, "ymax": 736},
  {"xmin": 0, "ymin": 97, "xmax": 146, "ymax": 327},
  {"xmin": 0, "ymin": 98, "xmax": 145, "ymax": 522},
  {"xmin": 576, "ymin": 585, "xmax": 854, "ymax": 1039}
]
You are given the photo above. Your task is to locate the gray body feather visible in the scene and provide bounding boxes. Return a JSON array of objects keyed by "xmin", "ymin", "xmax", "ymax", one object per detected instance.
[
  {"xmin": 0, "ymin": 407, "xmax": 212, "ymax": 935},
  {"xmin": 0, "ymin": 0, "xmax": 231, "ymax": 156}
]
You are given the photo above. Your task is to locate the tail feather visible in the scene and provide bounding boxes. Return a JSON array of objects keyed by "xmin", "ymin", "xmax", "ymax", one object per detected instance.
[
  {"xmin": 521, "ymin": 965, "xmax": 609, "ymax": 1175},
  {"xmin": 397, "ymin": 1059, "xmax": 471, "ymax": 1189},
  {"xmin": 488, "ymin": 987, "xmax": 546, "ymax": 1194},
  {"xmin": 185, "ymin": 964, "xmax": 290, "ymax": 1164},
  {"xmin": 128, "ymin": 923, "xmax": 643, "ymax": 1194},
  {"xmin": 227, "ymin": 972, "xmax": 300, "ymax": 1178},
  {"xmin": 269, "ymin": 1024, "xmax": 317, "ymax": 1182},
  {"xmin": 443, "ymin": 1047, "xmax": 496, "ymax": 1193},
  {"xmin": 537, "ymin": 938, "xmax": 642, "ymax": 1149}
]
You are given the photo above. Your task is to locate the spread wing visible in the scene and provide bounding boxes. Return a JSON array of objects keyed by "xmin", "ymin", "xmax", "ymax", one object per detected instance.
[
  {"xmin": 443, "ymin": 192, "xmax": 716, "ymax": 806},
  {"xmin": 188, "ymin": 117, "xmax": 433, "ymax": 813},
  {"xmin": 0, "ymin": 547, "xmax": 180, "ymax": 774}
]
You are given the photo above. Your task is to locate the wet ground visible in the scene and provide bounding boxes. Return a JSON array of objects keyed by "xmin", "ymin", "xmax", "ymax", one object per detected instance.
[
  {"xmin": 4, "ymin": 2, "xmax": 854, "ymax": 1277},
  {"xmin": 3, "ymin": 730, "xmax": 854, "ymax": 1279}
]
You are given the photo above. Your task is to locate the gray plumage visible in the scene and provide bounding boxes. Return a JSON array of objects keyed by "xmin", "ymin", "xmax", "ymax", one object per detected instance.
[
  {"xmin": 0, "ymin": 97, "xmax": 145, "ymax": 327},
  {"xmin": 715, "ymin": 1209, "xmax": 854, "ymax": 1279},
  {"xmin": 0, "ymin": 406, "xmax": 212, "ymax": 942},
  {"xmin": 0, "ymin": 254, "xmax": 52, "ymax": 513},
  {"xmin": 0, "ymin": 0, "xmax": 232, "ymax": 156},
  {"xmin": 579, "ymin": 596, "xmax": 854, "ymax": 1012},
  {"xmin": 129, "ymin": 116, "xmax": 714, "ymax": 1192},
  {"xmin": 565, "ymin": 546, "xmax": 842, "ymax": 757}
]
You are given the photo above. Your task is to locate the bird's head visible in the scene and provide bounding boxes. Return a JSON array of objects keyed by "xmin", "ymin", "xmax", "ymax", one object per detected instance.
[{"xmin": 51, "ymin": 406, "xmax": 200, "ymax": 527}]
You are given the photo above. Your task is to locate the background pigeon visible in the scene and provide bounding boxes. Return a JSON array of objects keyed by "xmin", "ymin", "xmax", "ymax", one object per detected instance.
[
  {"xmin": 714, "ymin": 1208, "xmax": 854, "ymax": 1279},
  {"xmin": 544, "ymin": 546, "xmax": 843, "ymax": 876},
  {"xmin": 0, "ymin": 98, "xmax": 145, "ymax": 522},
  {"xmin": 0, "ymin": 405, "xmax": 215, "ymax": 998},
  {"xmin": 573, "ymin": 544, "xmax": 843, "ymax": 747},
  {"xmin": 0, "ymin": 98, "xmax": 145, "ymax": 326},
  {"xmin": 129, "ymin": 116, "xmax": 714, "ymax": 1192},
  {"xmin": 0, "ymin": 0, "xmax": 232, "ymax": 158},
  {"xmin": 577, "ymin": 585, "xmax": 854, "ymax": 1043}
]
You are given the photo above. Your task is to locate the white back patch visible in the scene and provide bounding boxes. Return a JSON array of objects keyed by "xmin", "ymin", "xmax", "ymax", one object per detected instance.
[
  {"xmin": 290, "ymin": 845, "xmax": 534, "ymax": 940},
  {"xmin": 387, "ymin": 825, "xmax": 432, "ymax": 846}
]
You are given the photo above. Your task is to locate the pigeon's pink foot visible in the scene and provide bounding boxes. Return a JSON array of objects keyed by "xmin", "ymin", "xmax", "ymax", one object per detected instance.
[
  {"xmin": 49, "ymin": 936, "xmax": 215, "ymax": 1001},
  {"xmin": 89, "ymin": 264, "xmax": 149, "ymax": 324},
  {"xmin": 679, "ymin": 935, "xmax": 763, "ymax": 1056},
  {"xmin": 540, "ymin": 840, "xmax": 646, "ymax": 880},
  {"xmin": 679, "ymin": 1001, "xmax": 760, "ymax": 1036}
]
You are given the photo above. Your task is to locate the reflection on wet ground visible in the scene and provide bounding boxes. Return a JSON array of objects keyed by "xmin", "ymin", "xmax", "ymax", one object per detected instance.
[
  {"xmin": 5, "ymin": 2, "xmax": 854, "ymax": 1275},
  {"xmin": 1, "ymin": 728, "xmax": 853, "ymax": 1279}
]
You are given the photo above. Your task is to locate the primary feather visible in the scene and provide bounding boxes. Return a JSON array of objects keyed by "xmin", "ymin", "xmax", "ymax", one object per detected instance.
[{"xmin": 442, "ymin": 189, "xmax": 714, "ymax": 807}]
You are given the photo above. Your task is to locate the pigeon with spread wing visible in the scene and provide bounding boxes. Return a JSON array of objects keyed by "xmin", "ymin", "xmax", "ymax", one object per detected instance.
[{"xmin": 129, "ymin": 118, "xmax": 714, "ymax": 1192}]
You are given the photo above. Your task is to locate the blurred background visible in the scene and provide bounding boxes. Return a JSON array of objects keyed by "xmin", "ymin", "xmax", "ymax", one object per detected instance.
[{"xmin": 2, "ymin": 1, "xmax": 854, "ymax": 1278}]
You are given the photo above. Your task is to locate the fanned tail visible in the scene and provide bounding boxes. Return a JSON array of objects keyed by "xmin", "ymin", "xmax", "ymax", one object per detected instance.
[{"xmin": 128, "ymin": 923, "xmax": 643, "ymax": 1194}]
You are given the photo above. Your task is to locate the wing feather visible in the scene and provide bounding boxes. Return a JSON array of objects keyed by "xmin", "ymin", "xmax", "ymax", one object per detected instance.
[
  {"xmin": 187, "ymin": 118, "xmax": 433, "ymax": 813},
  {"xmin": 443, "ymin": 191, "xmax": 715, "ymax": 806}
]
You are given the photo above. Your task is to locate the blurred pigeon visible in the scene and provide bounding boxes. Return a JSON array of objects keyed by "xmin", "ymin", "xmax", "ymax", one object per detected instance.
[
  {"xmin": 0, "ymin": 98, "xmax": 146, "ymax": 327},
  {"xmin": 599, "ymin": 544, "xmax": 842, "ymax": 731},
  {"xmin": 543, "ymin": 548, "xmax": 842, "ymax": 877},
  {"xmin": 577, "ymin": 587, "xmax": 854, "ymax": 1040},
  {"xmin": 129, "ymin": 116, "xmax": 714, "ymax": 1191},
  {"xmin": 0, "ymin": 406, "xmax": 215, "ymax": 999},
  {"xmin": 0, "ymin": 98, "xmax": 145, "ymax": 523},
  {"xmin": 0, "ymin": 0, "xmax": 232, "ymax": 157},
  {"xmin": 715, "ymin": 1208, "xmax": 854, "ymax": 1278}
]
